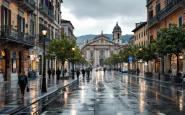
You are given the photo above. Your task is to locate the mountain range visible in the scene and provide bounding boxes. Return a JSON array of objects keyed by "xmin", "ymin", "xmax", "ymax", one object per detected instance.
[{"xmin": 76, "ymin": 34, "xmax": 133, "ymax": 44}]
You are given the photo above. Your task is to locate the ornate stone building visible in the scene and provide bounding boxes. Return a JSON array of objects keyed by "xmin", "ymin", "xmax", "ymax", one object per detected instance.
[{"xmin": 81, "ymin": 22, "xmax": 123, "ymax": 67}]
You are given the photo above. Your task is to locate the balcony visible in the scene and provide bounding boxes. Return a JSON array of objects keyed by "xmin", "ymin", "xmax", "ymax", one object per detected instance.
[
  {"xmin": 147, "ymin": 0, "xmax": 184, "ymax": 29},
  {"xmin": 40, "ymin": 3, "xmax": 49, "ymax": 15},
  {"xmin": 159, "ymin": 0, "xmax": 183, "ymax": 20},
  {"xmin": 48, "ymin": 10, "xmax": 55, "ymax": 20},
  {"xmin": 14, "ymin": 0, "xmax": 35, "ymax": 12},
  {"xmin": 147, "ymin": 15, "xmax": 159, "ymax": 29},
  {"xmin": 146, "ymin": 0, "xmax": 153, "ymax": 6},
  {"xmin": 0, "ymin": 25, "xmax": 35, "ymax": 47}
]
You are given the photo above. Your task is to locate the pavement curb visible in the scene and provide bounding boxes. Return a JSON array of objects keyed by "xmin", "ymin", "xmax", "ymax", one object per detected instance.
[
  {"xmin": 7, "ymin": 77, "xmax": 82, "ymax": 115},
  {"xmin": 115, "ymin": 72, "xmax": 182, "ymax": 86}
]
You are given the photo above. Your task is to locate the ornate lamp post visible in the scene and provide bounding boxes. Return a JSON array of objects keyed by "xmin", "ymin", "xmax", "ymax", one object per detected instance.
[
  {"xmin": 41, "ymin": 28, "xmax": 47, "ymax": 93},
  {"xmin": 72, "ymin": 47, "xmax": 75, "ymax": 79},
  {"xmin": 82, "ymin": 54, "xmax": 84, "ymax": 68}
]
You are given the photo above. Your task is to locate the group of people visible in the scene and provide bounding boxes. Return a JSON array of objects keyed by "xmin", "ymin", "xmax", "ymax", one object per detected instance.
[
  {"xmin": 47, "ymin": 68, "xmax": 67, "ymax": 80},
  {"xmin": 18, "ymin": 67, "xmax": 92, "ymax": 99},
  {"xmin": 72, "ymin": 68, "xmax": 92, "ymax": 79}
]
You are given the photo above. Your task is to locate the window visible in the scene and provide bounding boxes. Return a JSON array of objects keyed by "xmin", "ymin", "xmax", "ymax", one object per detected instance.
[
  {"xmin": 178, "ymin": 16, "xmax": 183, "ymax": 27},
  {"xmin": 17, "ymin": 15, "xmax": 25, "ymax": 37},
  {"xmin": 156, "ymin": 3, "xmax": 161, "ymax": 15},
  {"xmin": 117, "ymin": 33, "xmax": 120, "ymax": 38},
  {"xmin": 150, "ymin": 35, "xmax": 153, "ymax": 43},
  {"xmin": 101, "ymin": 40, "xmax": 103, "ymax": 43},
  {"xmin": 168, "ymin": 22, "xmax": 172, "ymax": 29},
  {"xmin": 100, "ymin": 50, "xmax": 104, "ymax": 55},
  {"xmin": 30, "ymin": 20, "xmax": 35, "ymax": 36},
  {"xmin": 118, "ymin": 40, "xmax": 119, "ymax": 42},
  {"xmin": 139, "ymin": 33, "xmax": 140, "ymax": 39},
  {"xmin": 91, "ymin": 52, "xmax": 93, "ymax": 57},
  {"xmin": 149, "ymin": 9, "xmax": 153, "ymax": 20}
]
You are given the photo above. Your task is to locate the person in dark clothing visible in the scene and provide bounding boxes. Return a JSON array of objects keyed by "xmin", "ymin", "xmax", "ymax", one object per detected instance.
[
  {"xmin": 76, "ymin": 69, "xmax": 80, "ymax": 78},
  {"xmin": 137, "ymin": 68, "xmax": 140, "ymax": 76},
  {"xmin": 18, "ymin": 71, "xmax": 28, "ymax": 99},
  {"xmin": 30, "ymin": 70, "xmax": 36, "ymax": 78},
  {"xmin": 103, "ymin": 68, "xmax": 106, "ymax": 73},
  {"xmin": 47, "ymin": 68, "xmax": 51, "ymax": 79},
  {"xmin": 56, "ymin": 68, "xmax": 61, "ymax": 80},
  {"xmin": 86, "ymin": 69, "xmax": 90, "ymax": 78},
  {"xmin": 81, "ymin": 69, "xmax": 86, "ymax": 79},
  {"xmin": 64, "ymin": 68, "xmax": 67, "ymax": 76}
]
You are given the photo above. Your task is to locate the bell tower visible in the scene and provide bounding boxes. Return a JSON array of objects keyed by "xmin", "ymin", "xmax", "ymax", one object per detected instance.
[{"xmin": 112, "ymin": 22, "xmax": 122, "ymax": 45}]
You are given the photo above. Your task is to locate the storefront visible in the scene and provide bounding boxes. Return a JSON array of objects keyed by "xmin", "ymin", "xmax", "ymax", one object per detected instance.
[{"xmin": 0, "ymin": 50, "xmax": 6, "ymax": 82}]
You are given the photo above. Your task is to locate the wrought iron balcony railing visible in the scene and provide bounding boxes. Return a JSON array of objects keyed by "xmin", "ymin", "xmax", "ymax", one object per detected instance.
[
  {"xmin": 14, "ymin": 0, "xmax": 35, "ymax": 11},
  {"xmin": 0, "ymin": 25, "xmax": 35, "ymax": 46},
  {"xmin": 148, "ymin": 0, "xmax": 183, "ymax": 28},
  {"xmin": 159, "ymin": 0, "xmax": 183, "ymax": 20},
  {"xmin": 40, "ymin": 3, "xmax": 49, "ymax": 15},
  {"xmin": 0, "ymin": 25, "xmax": 18, "ymax": 39},
  {"xmin": 48, "ymin": 10, "xmax": 55, "ymax": 20}
]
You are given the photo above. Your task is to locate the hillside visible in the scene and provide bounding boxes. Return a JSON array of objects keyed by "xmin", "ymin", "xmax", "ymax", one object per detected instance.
[{"xmin": 76, "ymin": 34, "xmax": 133, "ymax": 44}]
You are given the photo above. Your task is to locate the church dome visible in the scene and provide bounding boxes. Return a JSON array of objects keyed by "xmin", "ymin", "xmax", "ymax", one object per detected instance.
[{"xmin": 113, "ymin": 22, "xmax": 122, "ymax": 32}]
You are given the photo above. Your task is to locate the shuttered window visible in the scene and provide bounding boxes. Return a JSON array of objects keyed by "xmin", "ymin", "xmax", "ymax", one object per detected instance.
[{"xmin": 178, "ymin": 16, "xmax": 183, "ymax": 27}]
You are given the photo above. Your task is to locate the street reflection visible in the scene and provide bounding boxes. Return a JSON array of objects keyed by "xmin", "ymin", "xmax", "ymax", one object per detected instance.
[
  {"xmin": 139, "ymin": 79, "xmax": 147, "ymax": 112},
  {"xmin": 179, "ymin": 94, "xmax": 183, "ymax": 111}
]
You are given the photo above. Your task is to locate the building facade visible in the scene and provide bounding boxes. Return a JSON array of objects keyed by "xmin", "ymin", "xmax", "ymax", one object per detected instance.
[
  {"xmin": 146, "ymin": 0, "xmax": 185, "ymax": 76},
  {"xmin": 29, "ymin": 0, "xmax": 62, "ymax": 77},
  {"xmin": 132, "ymin": 22, "xmax": 148, "ymax": 47},
  {"xmin": 81, "ymin": 23, "xmax": 122, "ymax": 67},
  {"xmin": 0, "ymin": 0, "xmax": 63, "ymax": 82},
  {"xmin": 61, "ymin": 19, "xmax": 76, "ymax": 40},
  {"xmin": 131, "ymin": 22, "xmax": 148, "ymax": 73}
]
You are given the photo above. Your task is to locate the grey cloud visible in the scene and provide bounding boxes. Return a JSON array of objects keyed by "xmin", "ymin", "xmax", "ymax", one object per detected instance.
[{"xmin": 63, "ymin": 0, "xmax": 146, "ymax": 19}]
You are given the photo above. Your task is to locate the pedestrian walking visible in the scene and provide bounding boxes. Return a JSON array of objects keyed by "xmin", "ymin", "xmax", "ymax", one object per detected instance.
[
  {"xmin": 76, "ymin": 69, "xmax": 80, "ymax": 78},
  {"xmin": 56, "ymin": 68, "xmax": 61, "ymax": 80},
  {"xmin": 86, "ymin": 68, "xmax": 90, "ymax": 78},
  {"xmin": 137, "ymin": 68, "xmax": 140, "ymax": 76},
  {"xmin": 103, "ymin": 68, "xmax": 106, "ymax": 73},
  {"xmin": 52, "ymin": 68, "xmax": 55, "ymax": 77},
  {"xmin": 18, "ymin": 71, "xmax": 28, "ymax": 99},
  {"xmin": 64, "ymin": 68, "xmax": 67, "ymax": 76},
  {"xmin": 81, "ymin": 68, "xmax": 86, "ymax": 79},
  {"xmin": 30, "ymin": 70, "xmax": 36, "ymax": 78},
  {"xmin": 47, "ymin": 68, "xmax": 51, "ymax": 79}
]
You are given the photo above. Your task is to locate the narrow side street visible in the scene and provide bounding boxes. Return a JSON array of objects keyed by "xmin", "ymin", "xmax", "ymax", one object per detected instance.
[{"xmin": 41, "ymin": 71, "xmax": 185, "ymax": 115}]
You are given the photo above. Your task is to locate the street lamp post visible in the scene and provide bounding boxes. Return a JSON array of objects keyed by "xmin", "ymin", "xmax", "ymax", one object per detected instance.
[
  {"xmin": 72, "ymin": 48, "xmax": 75, "ymax": 79},
  {"xmin": 82, "ymin": 54, "xmax": 84, "ymax": 68},
  {"xmin": 41, "ymin": 28, "xmax": 47, "ymax": 93}
]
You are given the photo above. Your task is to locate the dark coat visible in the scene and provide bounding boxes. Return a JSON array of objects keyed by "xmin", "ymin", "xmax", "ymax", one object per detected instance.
[
  {"xmin": 18, "ymin": 75, "xmax": 28, "ymax": 87},
  {"xmin": 76, "ymin": 70, "xmax": 80, "ymax": 76},
  {"xmin": 47, "ymin": 69, "xmax": 51, "ymax": 75},
  {"xmin": 81, "ymin": 69, "xmax": 85, "ymax": 74},
  {"xmin": 56, "ymin": 70, "xmax": 61, "ymax": 76}
]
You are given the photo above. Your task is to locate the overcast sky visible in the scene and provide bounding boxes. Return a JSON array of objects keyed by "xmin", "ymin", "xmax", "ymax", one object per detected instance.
[{"xmin": 61, "ymin": 0, "xmax": 147, "ymax": 37}]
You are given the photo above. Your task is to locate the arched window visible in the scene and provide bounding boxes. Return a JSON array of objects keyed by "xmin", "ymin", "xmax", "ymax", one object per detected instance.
[{"xmin": 117, "ymin": 33, "xmax": 120, "ymax": 38}]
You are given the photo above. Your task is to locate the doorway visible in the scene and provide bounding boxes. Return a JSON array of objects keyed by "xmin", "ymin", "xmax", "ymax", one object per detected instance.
[{"xmin": 100, "ymin": 59, "xmax": 104, "ymax": 67}]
